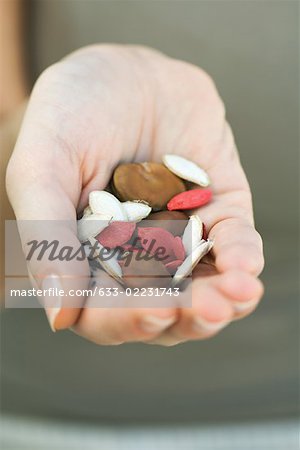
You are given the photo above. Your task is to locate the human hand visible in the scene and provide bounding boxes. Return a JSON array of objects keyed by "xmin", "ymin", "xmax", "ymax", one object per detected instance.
[{"xmin": 6, "ymin": 45, "xmax": 264, "ymax": 345}]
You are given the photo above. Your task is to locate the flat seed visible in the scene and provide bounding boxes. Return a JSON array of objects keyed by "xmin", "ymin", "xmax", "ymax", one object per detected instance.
[
  {"xmin": 77, "ymin": 214, "xmax": 111, "ymax": 243},
  {"xmin": 112, "ymin": 162, "xmax": 186, "ymax": 210},
  {"xmin": 167, "ymin": 189, "xmax": 212, "ymax": 211},
  {"xmin": 88, "ymin": 237, "xmax": 123, "ymax": 283},
  {"xmin": 89, "ymin": 190, "xmax": 127, "ymax": 220},
  {"xmin": 97, "ymin": 221, "xmax": 136, "ymax": 249},
  {"xmin": 163, "ymin": 154, "xmax": 210, "ymax": 187},
  {"xmin": 172, "ymin": 239, "xmax": 214, "ymax": 286},
  {"xmin": 182, "ymin": 215, "xmax": 203, "ymax": 255},
  {"xmin": 119, "ymin": 243, "xmax": 139, "ymax": 252},
  {"xmin": 83, "ymin": 205, "xmax": 92, "ymax": 217},
  {"xmin": 138, "ymin": 210, "xmax": 188, "ymax": 236},
  {"xmin": 173, "ymin": 236, "xmax": 186, "ymax": 261},
  {"xmin": 122, "ymin": 201, "xmax": 152, "ymax": 221},
  {"xmin": 164, "ymin": 259, "xmax": 184, "ymax": 275},
  {"xmin": 138, "ymin": 227, "xmax": 177, "ymax": 263},
  {"xmin": 122, "ymin": 252, "xmax": 171, "ymax": 288}
]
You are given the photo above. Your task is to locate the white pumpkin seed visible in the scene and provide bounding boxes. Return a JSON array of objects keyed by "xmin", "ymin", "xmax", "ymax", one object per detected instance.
[
  {"xmin": 163, "ymin": 154, "xmax": 210, "ymax": 187},
  {"xmin": 77, "ymin": 214, "xmax": 111, "ymax": 243},
  {"xmin": 182, "ymin": 215, "xmax": 203, "ymax": 255},
  {"xmin": 83, "ymin": 242, "xmax": 93, "ymax": 258},
  {"xmin": 88, "ymin": 237, "xmax": 123, "ymax": 283},
  {"xmin": 89, "ymin": 191, "xmax": 127, "ymax": 220},
  {"xmin": 122, "ymin": 201, "xmax": 152, "ymax": 222},
  {"xmin": 172, "ymin": 239, "xmax": 213, "ymax": 286},
  {"xmin": 83, "ymin": 205, "xmax": 92, "ymax": 217}
]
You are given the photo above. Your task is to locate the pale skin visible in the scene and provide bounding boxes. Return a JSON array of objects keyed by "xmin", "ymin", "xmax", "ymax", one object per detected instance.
[{"xmin": 6, "ymin": 45, "xmax": 264, "ymax": 345}]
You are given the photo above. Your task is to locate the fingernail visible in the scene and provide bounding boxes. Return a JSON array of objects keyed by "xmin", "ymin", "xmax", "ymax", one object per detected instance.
[
  {"xmin": 193, "ymin": 317, "xmax": 229, "ymax": 334},
  {"xmin": 42, "ymin": 274, "xmax": 63, "ymax": 332},
  {"xmin": 141, "ymin": 316, "xmax": 176, "ymax": 333},
  {"xmin": 45, "ymin": 307, "xmax": 61, "ymax": 332},
  {"xmin": 233, "ymin": 298, "xmax": 258, "ymax": 313}
]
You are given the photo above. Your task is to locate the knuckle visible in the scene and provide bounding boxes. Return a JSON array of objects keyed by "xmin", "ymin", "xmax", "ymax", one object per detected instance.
[
  {"xmin": 34, "ymin": 62, "xmax": 64, "ymax": 91},
  {"xmin": 177, "ymin": 61, "xmax": 225, "ymax": 112}
]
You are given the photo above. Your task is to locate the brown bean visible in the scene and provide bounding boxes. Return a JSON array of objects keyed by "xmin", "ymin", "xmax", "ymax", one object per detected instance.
[
  {"xmin": 139, "ymin": 210, "xmax": 188, "ymax": 236},
  {"xmin": 122, "ymin": 251, "xmax": 171, "ymax": 288},
  {"xmin": 112, "ymin": 162, "xmax": 186, "ymax": 210}
]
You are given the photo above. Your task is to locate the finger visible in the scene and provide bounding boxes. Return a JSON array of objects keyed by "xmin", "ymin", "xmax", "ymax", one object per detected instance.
[
  {"xmin": 147, "ymin": 277, "xmax": 233, "ymax": 346},
  {"xmin": 210, "ymin": 217, "xmax": 264, "ymax": 276},
  {"xmin": 8, "ymin": 180, "xmax": 90, "ymax": 331},
  {"xmin": 216, "ymin": 268, "xmax": 264, "ymax": 319},
  {"xmin": 73, "ymin": 306, "xmax": 178, "ymax": 345},
  {"xmin": 6, "ymin": 104, "xmax": 89, "ymax": 331},
  {"xmin": 160, "ymin": 112, "xmax": 264, "ymax": 277},
  {"xmin": 148, "ymin": 269, "xmax": 263, "ymax": 345},
  {"xmin": 72, "ymin": 270, "xmax": 178, "ymax": 345}
]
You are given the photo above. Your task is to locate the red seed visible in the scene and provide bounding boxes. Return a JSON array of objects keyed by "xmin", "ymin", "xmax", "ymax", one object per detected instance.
[
  {"xmin": 120, "ymin": 243, "xmax": 137, "ymax": 252},
  {"xmin": 164, "ymin": 259, "xmax": 184, "ymax": 274},
  {"xmin": 97, "ymin": 221, "xmax": 136, "ymax": 248},
  {"xmin": 173, "ymin": 236, "xmax": 185, "ymax": 261},
  {"xmin": 138, "ymin": 227, "xmax": 176, "ymax": 260},
  {"xmin": 118, "ymin": 247, "xmax": 140, "ymax": 266},
  {"xmin": 167, "ymin": 189, "xmax": 212, "ymax": 211}
]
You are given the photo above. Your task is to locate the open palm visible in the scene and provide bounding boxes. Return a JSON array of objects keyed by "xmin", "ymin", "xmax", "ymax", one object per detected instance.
[{"xmin": 6, "ymin": 45, "xmax": 264, "ymax": 345}]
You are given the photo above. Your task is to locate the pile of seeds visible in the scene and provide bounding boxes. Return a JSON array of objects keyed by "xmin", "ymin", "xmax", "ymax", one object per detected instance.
[{"xmin": 78, "ymin": 155, "xmax": 213, "ymax": 288}]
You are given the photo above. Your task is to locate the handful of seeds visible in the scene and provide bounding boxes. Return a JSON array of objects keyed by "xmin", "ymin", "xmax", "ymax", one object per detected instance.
[{"xmin": 78, "ymin": 155, "xmax": 213, "ymax": 288}]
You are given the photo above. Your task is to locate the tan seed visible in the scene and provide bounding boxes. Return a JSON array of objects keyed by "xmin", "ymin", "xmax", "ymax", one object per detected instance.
[{"xmin": 112, "ymin": 162, "xmax": 186, "ymax": 210}]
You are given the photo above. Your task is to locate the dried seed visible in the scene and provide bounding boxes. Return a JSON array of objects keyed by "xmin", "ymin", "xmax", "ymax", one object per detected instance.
[
  {"xmin": 122, "ymin": 201, "xmax": 152, "ymax": 222},
  {"xmin": 164, "ymin": 259, "xmax": 184, "ymax": 275},
  {"xmin": 83, "ymin": 242, "xmax": 93, "ymax": 258},
  {"xmin": 122, "ymin": 252, "xmax": 171, "ymax": 288},
  {"xmin": 77, "ymin": 214, "xmax": 111, "ymax": 243},
  {"xmin": 137, "ymin": 227, "xmax": 177, "ymax": 263},
  {"xmin": 119, "ymin": 243, "xmax": 139, "ymax": 252},
  {"xmin": 88, "ymin": 237, "xmax": 123, "ymax": 283},
  {"xmin": 97, "ymin": 221, "xmax": 136, "ymax": 249},
  {"xmin": 163, "ymin": 154, "xmax": 210, "ymax": 187},
  {"xmin": 172, "ymin": 239, "xmax": 214, "ymax": 286},
  {"xmin": 138, "ymin": 210, "xmax": 188, "ymax": 236},
  {"xmin": 167, "ymin": 189, "xmax": 212, "ymax": 211},
  {"xmin": 89, "ymin": 190, "xmax": 127, "ymax": 220},
  {"xmin": 83, "ymin": 205, "xmax": 92, "ymax": 217},
  {"xmin": 147, "ymin": 211, "xmax": 188, "ymax": 221},
  {"xmin": 112, "ymin": 162, "xmax": 186, "ymax": 210},
  {"xmin": 118, "ymin": 247, "xmax": 140, "ymax": 267},
  {"xmin": 173, "ymin": 236, "xmax": 186, "ymax": 261},
  {"xmin": 100, "ymin": 255, "xmax": 123, "ymax": 283},
  {"xmin": 182, "ymin": 215, "xmax": 203, "ymax": 255}
]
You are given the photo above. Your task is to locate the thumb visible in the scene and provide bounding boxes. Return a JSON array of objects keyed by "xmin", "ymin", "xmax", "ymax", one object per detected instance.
[{"xmin": 6, "ymin": 154, "xmax": 90, "ymax": 333}]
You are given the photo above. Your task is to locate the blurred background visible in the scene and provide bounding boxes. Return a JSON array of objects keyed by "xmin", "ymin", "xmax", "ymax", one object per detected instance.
[{"xmin": 1, "ymin": 1, "xmax": 299, "ymax": 449}]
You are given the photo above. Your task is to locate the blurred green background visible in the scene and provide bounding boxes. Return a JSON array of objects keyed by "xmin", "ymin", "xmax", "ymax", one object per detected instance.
[{"xmin": 1, "ymin": 0, "xmax": 299, "ymax": 424}]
